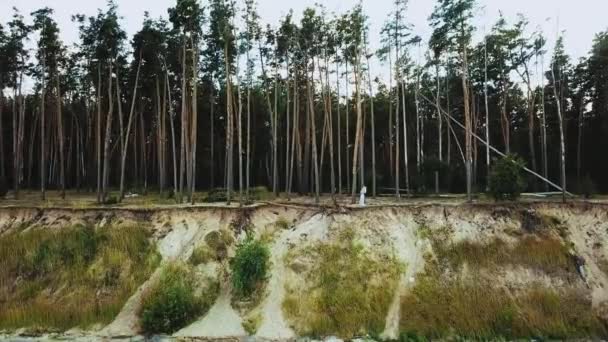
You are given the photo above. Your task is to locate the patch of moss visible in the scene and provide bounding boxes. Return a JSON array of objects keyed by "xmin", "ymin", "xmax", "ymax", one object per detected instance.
[
  {"xmin": 282, "ymin": 227, "xmax": 403, "ymax": 338},
  {"xmin": 0, "ymin": 224, "xmax": 160, "ymax": 331}
]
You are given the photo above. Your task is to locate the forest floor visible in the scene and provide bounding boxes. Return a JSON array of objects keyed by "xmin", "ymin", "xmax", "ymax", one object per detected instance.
[{"xmin": 1, "ymin": 189, "xmax": 603, "ymax": 209}]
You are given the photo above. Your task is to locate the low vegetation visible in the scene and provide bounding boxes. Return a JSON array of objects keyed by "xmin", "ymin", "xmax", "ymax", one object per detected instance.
[
  {"xmin": 230, "ymin": 236, "xmax": 270, "ymax": 299},
  {"xmin": 140, "ymin": 263, "xmax": 219, "ymax": 334},
  {"xmin": 0, "ymin": 224, "xmax": 160, "ymax": 331},
  {"xmin": 190, "ymin": 229, "xmax": 234, "ymax": 265},
  {"xmin": 434, "ymin": 235, "xmax": 577, "ymax": 275},
  {"xmin": 400, "ymin": 274, "xmax": 605, "ymax": 339},
  {"xmin": 282, "ymin": 228, "xmax": 402, "ymax": 338}
]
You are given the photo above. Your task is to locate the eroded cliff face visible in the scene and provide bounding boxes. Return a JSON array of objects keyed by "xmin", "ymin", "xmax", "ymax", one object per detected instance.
[{"xmin": 1, "ymin": 202, "xmax": 607, "ymax": 340}]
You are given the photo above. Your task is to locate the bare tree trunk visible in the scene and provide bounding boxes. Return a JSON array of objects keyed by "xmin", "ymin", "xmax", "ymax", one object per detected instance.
[
  {"xmin": 336, "ymin": 60, "xmax": 342, "ymax": 195},
  {"xmin": 190, "ymin": 42, "xmax": 198, "ymax": 204},
  {"xmin": 437, "ymin": 62, "xmax": 443, "ymax": 194},
  {"xmin": 483, "ymin": 38, "xmax": 490, "ymax": 192},
  {"xmin": 57, "ymin": 75, "xmax": 65, "ymax": 199},
  {"xmin": 41, "ymin": 59, "xmax": 46, "ymax": 201},
  {"xmin": 0, "ymin": 94, "xmax": 5, "ymax": 185},
  {"xmin": 366, "ymin": 47, "xmax": 376, "ymax": 198},
  {"xmin": 350, "ymin": 53, "xmax": 363, "ymax": 204},
  {"xmin": 577, "ymin": 96, "xmax": 584, "ymax": 188},
  {"xmin": 225, "ymin": 41, "xmax": 233, "ymax": 205},
  {"xmin": 101, "ymin": 61, "xmax": 114, "ymax": 202},
  {"xmin": 179, "ymin": 43, "xmax": 187, "ymax": 202},
  {"xmin": 345, "ymin": 60, "xmax": 350, "ymax": 193},
  {"xmin": 540, "ymin": 55, "xmax": 549, "ymax": 192},
  {"xmin": 96, "ymin": 65, "xmax": 102, "ymax": 203},
  {"xmin": 462, "ymin": 44, "xmax": 472, "ymax": 202},
  {"xmin": 237, "ymin": 68, "xmax": 244, "ymax": 206},
  {"xmin": 308, "ymin": 65, "xmax": 320, "ymax": 203},
  {"xmin": 401, "ymin": 81, "xmax": 410, "ymax": 194},
  {"xmin": 119, "ymin": 56, "xmax": 142, "ymax": 201},
  {"xmin": 551, "ymin": 55, "xmax": 567, "ymax": 203},
  {"xmin": 285, "ymin": 58, "xmax": 291, "ymax": 197}
]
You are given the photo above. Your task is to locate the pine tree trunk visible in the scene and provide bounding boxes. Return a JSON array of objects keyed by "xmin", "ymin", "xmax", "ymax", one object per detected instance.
[
  {"xmin": 551, "ymin": 60, "xmax": 567, "ymax": 202},
  {"xmin": 57, "ymin": 75, "xmax": 65, "ymax": 199},
  {"xmin": 96, "ymin": 65, "xmax": 102, "ymax": 203},
  {"xmin": 40, "ymin": 59, "xmax": 46, "ymax": 201},
  {"xmin": 350, "ymin": 54, "xmax": 363, "ymax": 204},
  {"xmin": 119, "ymin": 56, "xmax": 142, "ymax": 201},
  {"xmin": 190, "ymin": 42, "xmax": 198, "ymax": 204},
  {"xmin": 101, "ymin": 61, "xmax": 114, "ymax": 202},
  {"xmin": 365, "ymin": 43, "xmax": 376, "ymax": 197}
]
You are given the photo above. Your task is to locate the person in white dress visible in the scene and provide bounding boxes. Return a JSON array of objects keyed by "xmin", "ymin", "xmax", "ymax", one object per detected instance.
[{"xmin": 359, "ymin": 186, "xmax": 367, "ymax": 206}]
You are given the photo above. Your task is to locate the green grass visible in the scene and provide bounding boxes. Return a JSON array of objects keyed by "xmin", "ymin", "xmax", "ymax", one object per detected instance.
[
  {"xmin": 282, "ymin": 228, "xmax": 403, "ymax": 338},
  {"xmin": 139, "ymin": 263, "xmax": 219, "ymax": 334},
  {"xmin": 400, "ymin": 274, "xmax": 605, "ymax": 339},
  {"xmin": 0, "ymin": 224, "xmax": 160, "ymax": 331}
]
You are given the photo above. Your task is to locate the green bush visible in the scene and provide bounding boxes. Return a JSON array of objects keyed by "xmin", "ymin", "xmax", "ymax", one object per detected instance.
[
  {"xmin": 230, "ymin": 236, "xmax": 270, "ymax": 298},
  {"xmin": 140, "ymin": 264, "xmax": 203, "ymax": 334},
  {"xmin": 488, "ymin": 155, "xmax": 527, "ymax": 201}
]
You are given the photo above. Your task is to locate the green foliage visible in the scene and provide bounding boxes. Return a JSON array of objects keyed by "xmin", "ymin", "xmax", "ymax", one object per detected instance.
[
  {"xmin": 140, "ymin": 263, "xmax": 217, "ymax": 334},
  {"xmin": 230, "ymin": 236, "xmax": 270, "ymax": 298},
  {"xmin": 488, "ymin": 154, "xmax": 527, "ymax": 201},
  {"xmin": 282, "ymin": 228, "xmax": 402, "ymax": 338},
  {"xmin": 0, "ymin": 224, "xmax": 159, "ymax": 330}
]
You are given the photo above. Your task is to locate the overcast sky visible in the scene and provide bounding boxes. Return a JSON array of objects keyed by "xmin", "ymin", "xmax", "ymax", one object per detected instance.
[{"xmin": 1, "ymin": 0, "xmax": 607, "ymax": 85}]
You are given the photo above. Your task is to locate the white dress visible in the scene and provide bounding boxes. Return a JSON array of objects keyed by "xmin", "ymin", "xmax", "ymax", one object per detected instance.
[{"xmin": 359, "ymin": 186, "xmax": 367, "ymax": 206}]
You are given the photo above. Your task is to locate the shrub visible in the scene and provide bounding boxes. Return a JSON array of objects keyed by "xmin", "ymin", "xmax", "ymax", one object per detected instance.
[
  {"xmin": 140, "ymin": 264, "xmax": 203, "ymax": 334},
  {"xmin": 488, "ymin": 154, "xmax": 527, "ymax": 201},
  {"xmin": 230, "ymin": 236, "xmax": 270, "ymax": 298},
  {"xmin": 204, "ymin": 188, "xmax": 232, "ymax": 203},
  {"xmin": 103, "ymin": 196, "xmax": 119, "ymax": 205}
]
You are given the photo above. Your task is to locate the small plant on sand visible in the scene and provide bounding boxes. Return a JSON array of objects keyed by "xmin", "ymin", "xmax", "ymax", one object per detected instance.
[
  {"xmin": 230, "ymin": 235, "xmax": 270, "ymax": 298},
  {"xmin": 488, "ymin": 154, "xmax": 527, "ymax": 201},
  {"xmin": 140, "ymin": 263, "xmax": 217, "ymax": 334}
]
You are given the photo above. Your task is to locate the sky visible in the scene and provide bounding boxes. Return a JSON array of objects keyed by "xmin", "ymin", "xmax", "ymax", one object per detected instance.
[{"xmin": 1, "ymin": 0, "xmax": 607, "ymax": 86}]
